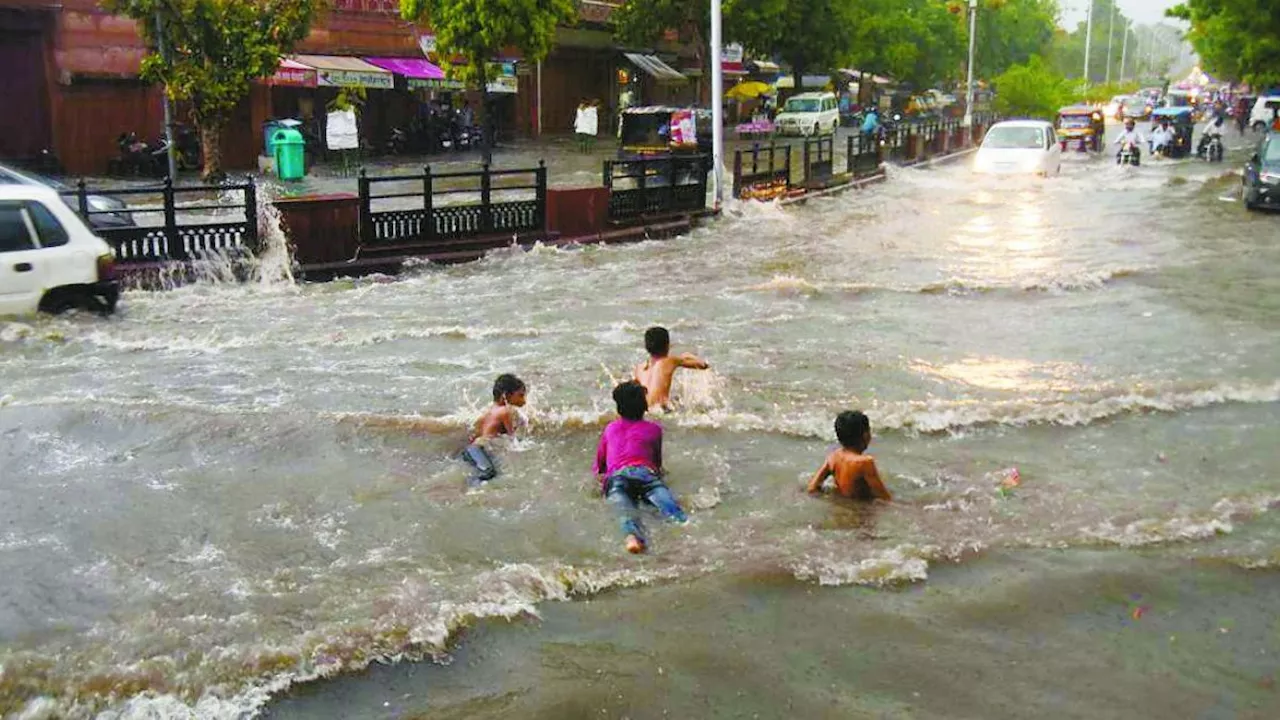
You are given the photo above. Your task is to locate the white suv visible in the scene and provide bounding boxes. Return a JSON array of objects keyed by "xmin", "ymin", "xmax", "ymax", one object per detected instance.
[
  {"xmin": 0, "ymin": 185, "xmax": 119, "ymax": 316},
  {"xmin": 1250, "ymin": 96, "xmax": 1280, "ymax": 132},
  {"xmin": 775, "ymin": 92, "xmax": 840, "ymax": 136}
]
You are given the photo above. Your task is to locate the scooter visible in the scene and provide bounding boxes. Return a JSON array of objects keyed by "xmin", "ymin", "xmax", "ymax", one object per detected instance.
[{"xmin": 1197, "ymin": 134, "xmax": 1224, "ymax": 162}]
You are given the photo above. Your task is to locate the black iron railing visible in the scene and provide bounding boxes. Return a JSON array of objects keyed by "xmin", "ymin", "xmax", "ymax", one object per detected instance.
[
  {"xmin": 846, "ymin": 133, "xmax": 883, "ymax": 176},
  {"xmin": 358, "ymin": 163, "xmax": 547, "ymax": 246},
  {"xmin": 732, "ymin": 144, "xmax": 791, "ymax": 200},
  {"xmin": 62, "ymin": 177, "xmax": 257, "ymax": 263},
  {"xmin": 603, "ymin": 154, "xmax": 709, "ymax": 221},
  {"xmin": 802, "ymin": 134, "xmax": 835, "ymax": 184}
]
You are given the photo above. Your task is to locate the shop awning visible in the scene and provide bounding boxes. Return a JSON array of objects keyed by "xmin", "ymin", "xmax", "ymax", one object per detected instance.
[
  {"xmin": 267, "ymin": 58, "xmax": 317, "ymax": 88},
  {"xmin": 623, "ymin": 53, "xmax": 687, "ymax": 84},
  {"xmin": 363, "ymin": 56, "xmax": 460, "ymax": 90},
  {"xmin": 748, "ymin": 60, "xmax": 781, "ymax": 75},
  {"xmin": 292, "ymin": 55, "xmax": 394, "ymax": 89},
  {"xmin": 722, "ymin": 61, "xmax": 747, "ymax": 76},
  {"xmin": 839, "ymin": 68, "xmax": 894, "ymax": 85}
]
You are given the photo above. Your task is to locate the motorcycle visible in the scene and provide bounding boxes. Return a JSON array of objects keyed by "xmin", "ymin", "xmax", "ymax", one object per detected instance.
[
  {"xmin": 1117, "ymin": 141, "xmax": 1140, "ymax": 166},
  {"xmin": 386, "ymin": 127, "xmax": 409, "ymax": 155},
  {"xmin": 1197, "ymin": 133, "xmax": 1225, "ymax": 162}
]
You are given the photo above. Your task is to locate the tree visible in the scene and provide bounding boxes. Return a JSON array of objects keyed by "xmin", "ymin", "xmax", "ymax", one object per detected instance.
[
  {"xmin": 102, "ymin": 0, "xmax": 320, "ymax": 182},
  {"xmin": 991, "ymin": 55, "xmax": 1072, "ymax": 119},
  {"xmin": 402, "ymin": 0, "xmax": 577, "ymax": 165},
  {"xmin": 613, "ymin": 0, "xmax": 709, "ymax": 74},
  {"xmin": 1169, "ymin": 0, "xmax": 1280, "ymax": 89},
  {"xmin": 854, "ymin": 0, "xmax": 963, "ymax": 90},
  {"xmin": 731, "ymin": 0, "xmax": 861, "ymax": 90}
]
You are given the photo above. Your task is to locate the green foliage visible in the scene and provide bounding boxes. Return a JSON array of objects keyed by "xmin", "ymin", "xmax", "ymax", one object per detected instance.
[
  {"xmin": 853, "ymin": 0, "xmax": 963, "ymax": 89},
  {"xmin": 730, "ymin": 0, "xmax": 861, "ymax": 88},
  {"xmin": 1169, "ymin": 0, "xmax": 1280, "ymax": 88},
  {"xmin": 401, "ymin": 0, "xmax": 576, "ymax": 88},
  {"xmin": 969, "ymin": 0, "xmax": 1059, "ymax": 79},
  {"xmin": 103, "ymin": 0, "xmax": 318, "ymax": 126},
  {"xmin": 991, "ymin": 55, "xmax": 1073, "ymax": 119},
  {"xmin": 1082, "ymin": 80, "xmax": 1139, "ymax": 103},
  {"xmin": 614, "ymin": 0, "xmax": 707, "ymax": 54}
]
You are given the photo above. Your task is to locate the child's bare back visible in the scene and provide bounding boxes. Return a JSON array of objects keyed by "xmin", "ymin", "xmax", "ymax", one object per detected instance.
[
  {"xmin": 634, "ymin": 326, "xmax": 708, "ymax": 409},
  {"xmin": 806, "ymin": 410, "xmax": 891, "ymax": 502}
]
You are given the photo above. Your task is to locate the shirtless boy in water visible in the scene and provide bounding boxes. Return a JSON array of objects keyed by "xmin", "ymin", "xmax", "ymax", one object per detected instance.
[
  {"xmin": 633, "ymin": 326, "xmax": 709, "ymax": 409},
  {"xmin": 461, "ymin": 374, "xmax": 526, "ymax": 486},
  {"xmin": 806, "ymin": 410, "xmax": 891, "ymax": 501}
]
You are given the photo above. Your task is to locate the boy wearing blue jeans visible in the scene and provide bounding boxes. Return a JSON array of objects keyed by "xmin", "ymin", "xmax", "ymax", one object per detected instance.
[
  {"xmin": 461, "ymin": 374, "xmax": 526, "ymax": 486},
  {"xmin": 595, "ymin": 381, "xmax": 687, "ymax": 554}
]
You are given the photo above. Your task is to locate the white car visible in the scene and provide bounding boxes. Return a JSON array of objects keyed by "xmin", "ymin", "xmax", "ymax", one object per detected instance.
[
  {"xmin": 0, "ymin": 185, "xmax": 120, "ymax": 317},
  {"xmin": 972, "ymin": 120, "xmax": 1062, "ymax": 176},
  {"xmin": 1250, "ymin": 95, "xmax": 1280, "ymax": 132},
  {"xmin": 774, "ymin": 92, "xmax": 840, "ymax": 136}
]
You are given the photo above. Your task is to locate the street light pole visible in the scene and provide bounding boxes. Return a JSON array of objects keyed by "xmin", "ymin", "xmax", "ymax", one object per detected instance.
[
  {"xmin": 963, "ymin": 0, "xmax": 977, "ymax": 128},
  {"xmin": 155, "ymin": 9, "xmax": 178, "ymax": 180},
  {"xmin": 1105, "ymin": 1, "xmax": 1115, "ymax": 84},
  {"xmin": 710, "ymin": 0, "xmax": 724, "ymax": 208},
  {"xmin": 1082, "ymin": 0, "xmax": 1094, "ymax": 87}
]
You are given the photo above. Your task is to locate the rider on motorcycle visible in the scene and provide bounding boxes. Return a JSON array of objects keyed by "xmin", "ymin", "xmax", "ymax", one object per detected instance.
[
  {"xmin": 1114, "ymin": 118, "xmax": 1145, "ymax": 164},
  {"xmin": 1149, "ymin": 118, "xmax": 1176, "ymax": 157},
  {"xmin": 1197, "ymin": 115, "xmax": 1225, "ymax": 157}
]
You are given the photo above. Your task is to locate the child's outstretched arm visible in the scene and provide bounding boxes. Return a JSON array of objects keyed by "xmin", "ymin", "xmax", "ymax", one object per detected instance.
[
  {"xmin": 861, "ymin": 458, "xmax": 892, "ymax": 501},
  {"xmin": 806, "ymin": 458, "xmax": 832, "ymax": 494},
  {"xmin": 678, "ymin": 353, "xmax": 709, "ymax": 370}
]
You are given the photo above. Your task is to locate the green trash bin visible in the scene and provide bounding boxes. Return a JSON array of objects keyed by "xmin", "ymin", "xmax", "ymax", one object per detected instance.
[{"xmin": 272, "ymin": 128, "xmax": 306, "ymax": 181}]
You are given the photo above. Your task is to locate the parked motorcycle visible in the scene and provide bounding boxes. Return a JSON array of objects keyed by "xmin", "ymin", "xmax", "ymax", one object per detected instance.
[
  {"xmin": 386, "ymin": 127, "xmax": 409, "ymax": 155},
  {"xmin": 110, "ymin": 132, "xmax": 165, "ymax": 177}
]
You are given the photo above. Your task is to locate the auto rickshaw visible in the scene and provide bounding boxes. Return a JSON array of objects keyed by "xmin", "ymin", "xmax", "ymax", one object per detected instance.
[
  {"xmin": 1150, "ymin": 107, "xmax": 1195, "ymax": 159},
  {"xmin": 1056, "ymin": 105, "xmax": 1105, "ymax": 152},
  {"xmin": 618, "ymin": 106, "xmax": 712, "ymax": 157}
]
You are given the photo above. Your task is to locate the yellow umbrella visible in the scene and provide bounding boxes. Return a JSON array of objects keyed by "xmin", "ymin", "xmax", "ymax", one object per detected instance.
[{"xmin": 726, "ymin": 81, "xmax": 775, "ymax": 100}]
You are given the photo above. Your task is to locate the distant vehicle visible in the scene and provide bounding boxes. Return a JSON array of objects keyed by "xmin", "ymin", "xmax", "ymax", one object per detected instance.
[
  {"xmin": 1106, "ymin": 95, "xmax": 1132, "ymax": 120},
  {"xmin": 1242, "ymin": 131, "xmax": 1280, "ymax": 211},
  {"xmin": 1249, "ymin": 95, "xmax": 1280, "ymax": 132},
  {"xmin": 774, "ymin": 92, "xmax": 840, "ymax": 137},
  {"xmin": 973, "ymin": 120, "xmax": 1062, "ymax": 176},
  {"xmin": 1151, "ymin": 107, "xmax": 1196, "ymax": 159},
  {"xmin": 0, "ymin": 185, "xmax": 119, "ymax": 316},
  {"xmin": 1124, "ymin": 99, "xmax": 1155, "ymax": 120},
  {"xmin": 1056, "ymin": 105, "xmax": 1105, "ymax": 152},
  {"xmin": 0, "ymin": 162, "xmax": 134, "ymax": 232}
]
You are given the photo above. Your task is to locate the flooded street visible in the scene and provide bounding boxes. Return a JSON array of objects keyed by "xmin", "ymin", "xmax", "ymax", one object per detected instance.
[{"xmin": 3, "ymin": 126, "xmax": 1279, "ymax": 719}]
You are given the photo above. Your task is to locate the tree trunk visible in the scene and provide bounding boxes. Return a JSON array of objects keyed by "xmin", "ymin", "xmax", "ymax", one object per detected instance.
[
  {"xmin": 793, "ymin": 62, "xmax": 807, "ymax": 91},
  {"xmin": 198, "ymin": 121, "xmax": 226, "ymax": 184}
]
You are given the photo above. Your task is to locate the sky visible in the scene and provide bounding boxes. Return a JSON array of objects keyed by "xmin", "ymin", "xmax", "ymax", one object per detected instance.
[{"xmin": 1058, "ymin": 0, "xmax": 1185, "ymax": 28}]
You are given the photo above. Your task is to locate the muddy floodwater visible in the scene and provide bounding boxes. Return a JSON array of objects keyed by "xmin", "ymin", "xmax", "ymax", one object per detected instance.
[{"xmin": 2, "ymin": 128, "xmax": 1279, "ymax": 719}]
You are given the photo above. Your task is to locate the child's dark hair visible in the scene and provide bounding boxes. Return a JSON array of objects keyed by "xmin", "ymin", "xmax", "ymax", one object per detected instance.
[
  {"xmin": 492, "ymin": 374, "xmax": 526, "ymax": 402},
  {"xmin": 834, "ymin": 410, "xmax": 870, "ymax": 449},
  {"xmin": 613, "ymin": 380, "xmax": 648, "ymax": 420},
  {"xmin": 644, "ymin": 326, "xmax": 670, "ymax": 356}
]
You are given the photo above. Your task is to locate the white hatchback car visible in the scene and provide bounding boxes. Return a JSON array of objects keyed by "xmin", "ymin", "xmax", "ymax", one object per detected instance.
[
  {"xmin": 1250, "ymin": 95, "xmax": 1280, "ymax": 132},
  {"xmin": 973, "ymin": 120, "xmax": 1062, "ymax": 176},
  {"xmin": 774, "ymin": 92, "xmax": 840, "ymax": 137},
  {"xmin": 0, "ymin": 185, "xmax": 119, "ymax": 316}
]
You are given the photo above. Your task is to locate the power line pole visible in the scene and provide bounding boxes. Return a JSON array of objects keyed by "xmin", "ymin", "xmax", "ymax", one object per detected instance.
[
  {"xmin": 1083, "ymin": 0, "xmax": 1094, "ymax": 86},
  {"xmin": 710, "ymin": 0, "xmax": 724, "ymax": 208},
  {"xmin": 963, "ymin": 0, "xmax": 978, "ymax": 128},
  {"xmin": 1119, "ymin": 19, "xmax": 1130, "ymax": 82},
  {"xmin": 155, "ymin": 9, "xmax": 177, "ymax": 180},
  {"xmin": 1105, "ymin": 1, "xmax": 1115, "ymax": 84}
]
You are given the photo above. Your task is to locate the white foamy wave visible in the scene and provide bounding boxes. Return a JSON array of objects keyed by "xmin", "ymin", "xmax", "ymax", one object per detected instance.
[
  {"xmin": 741, "ymin": 266, "xmax": 1147, "ymax": 298},
  {"xmin": 1081, "ymin": 494, "xmax": 1280, "ymax": 548},
  {"xmin": 790, "ymin": 544, "xmax": 935, "ymax": 587}
]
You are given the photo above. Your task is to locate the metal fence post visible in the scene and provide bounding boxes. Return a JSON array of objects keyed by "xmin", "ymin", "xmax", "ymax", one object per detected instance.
[
  {"xmin": 243, "ymin": 178, "xmax": 258, "ymax": 252},
  {"xmin": 357, "ymin": 168, "xmax": 371, "ymax": 245},
  {"xmin": 732, "ymin": 150, "xmax": 742, "ymax": 200},
  {"xmin": 783, "ymin": 145, "xmax": 792, "ymax": 189},
  {"xmin": 76, "ymin": 179, "xmax": 90, "ymax": 219},
  {"xmin": 803, "ymin": 137, "xmax": 811, "ymax": 185},
  {"xmin": 424, "ymin": 165, "xmax": 435, "ymax": 242},
  {"xmin": 637, "ymin": 156, "xmax": 647, "ymax": 214},
  {"xmin": 535, "ymin": 160, "xmax": 547, "ymax": 232},
  {"xmin": 162, "ymin": 176, "xmax": 183, "ymax": 260},
  {"xmin": 480, "ymin": 163, "xmax": 493, "ymax": 234},
  {"xmin": 666, "ymin": 155, "xmax": 677, "ymax": 213}
]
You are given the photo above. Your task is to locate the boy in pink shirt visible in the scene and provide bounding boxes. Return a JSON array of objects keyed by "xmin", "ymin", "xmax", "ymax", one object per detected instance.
[{"xmin": 595, "ymin": 381, "xmax": 688, "ymax": 554}]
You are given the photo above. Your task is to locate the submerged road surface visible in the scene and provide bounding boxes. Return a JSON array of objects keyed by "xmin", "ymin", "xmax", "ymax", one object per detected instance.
[{"xmin": 3, "ymin": 128, "xmax": 1279, "ymax": 719}]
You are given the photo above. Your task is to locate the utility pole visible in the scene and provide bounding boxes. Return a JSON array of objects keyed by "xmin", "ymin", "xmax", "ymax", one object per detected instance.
[
  {"xmin": 1105, "ymin": 1, "xmax": 1115, "ymax": 84},
  {"xmin": 710, "ymin": 0, "xmax": 724, "ymax": 208},
  {"xmin": 1119, "ymin": 19, "xmax": 1130, "ymax": 82},
  {"xmin": 963, "ymin": 0, "xmax": 978, "ymax": 128},
  {"xmin": 1082, "ymin": 0, "xmax": 1094, "ymax": 87},
  {"xmin": 155, "ymin": 9, "xmax": 177, "ymax": 180}
]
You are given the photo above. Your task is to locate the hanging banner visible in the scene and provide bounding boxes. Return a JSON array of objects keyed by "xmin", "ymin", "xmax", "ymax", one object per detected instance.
[
  {"xmin": 669, "ymin": 109, "xmax": 697, "ymax": 147},
  {"xmin": 326, "ymin": 109, "xmax": 359, "ymax": 150}
]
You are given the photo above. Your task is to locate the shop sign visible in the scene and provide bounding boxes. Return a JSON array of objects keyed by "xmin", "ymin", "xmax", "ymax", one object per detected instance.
[
  {"xmin": 409, "ymin": 77, "xmax": 466, "ymax": 90},
  {"xmin": 317, "ymin": 69, "xmax": 394, "ymax": 89},
  {"xmin": 270, "ymin": 66, "xmax": 316, "ymax": 87},
  {"xmin": 486, "ymin": 62, "xmax": 518, "ymax": 94},
  {"xmin": 722, "ymin": 43, "xmax": 744, "ymax": 64},
  {"xmin": 418, "ymin": 34, "xmax": 437, "ymax": 54}
]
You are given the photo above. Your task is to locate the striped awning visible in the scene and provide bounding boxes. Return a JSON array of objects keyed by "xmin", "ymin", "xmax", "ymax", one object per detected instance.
[{"xmin": 623, "ymin": 53, "xmax": 687, "ymax": 84}]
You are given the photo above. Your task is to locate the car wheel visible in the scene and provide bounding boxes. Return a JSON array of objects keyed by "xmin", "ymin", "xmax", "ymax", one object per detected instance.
[
  {"xmin": 38, "ymin": 288, "xmax": 83, "ymax": 315},
  {"xmin": 1253, "ymin": 122, "xmax": 1266, "ymax": 133}
]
